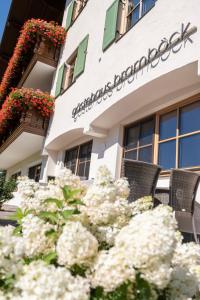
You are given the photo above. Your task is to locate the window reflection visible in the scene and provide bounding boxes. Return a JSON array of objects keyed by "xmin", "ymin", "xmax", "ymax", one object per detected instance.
[
  {"xmin": 159, "ymin": 110, "xmax": 176, "ymax": 140},
  {"xmin": 64, "ymin": 141, "xmax": 92, "ymax": 179},
  {"xmin": 124, "ymin": 118, "xmax": 154, "ymax": 163},
  {"xmin": 139, "ymin": 146, "xmax": 152, "ymax": 163},
  {"xmin": 158, "ymin": 140, "xmax": 176, "ymax": 170},
  {"xmin": 180, "ymin": 101, "xmax": 200, "ymax": 135},
  {"xmin": 179, "ymin": 134, "xmax": 200, "ymax": 168},
  {"xmin": 139, "ymin": 119, "xmax": 154, "ymax": 146}
]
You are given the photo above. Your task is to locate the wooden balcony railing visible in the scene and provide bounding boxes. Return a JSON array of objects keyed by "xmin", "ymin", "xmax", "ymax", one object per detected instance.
[{"xmin": 0, "ymin": 110, "xmax": 49, "ymax": 153}]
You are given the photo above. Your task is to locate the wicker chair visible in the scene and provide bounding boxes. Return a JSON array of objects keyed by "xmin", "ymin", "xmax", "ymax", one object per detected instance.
[
  {"xmin": 171, "ymin": 169, "xmax": 200, "ymax": 243},
  {"xmin": 121, "ymin": 159, "xmax": 161, "ymax": 203},
  {"xmin": 155, "ymin": 169, "xmax": 200, "ymax": 242}
]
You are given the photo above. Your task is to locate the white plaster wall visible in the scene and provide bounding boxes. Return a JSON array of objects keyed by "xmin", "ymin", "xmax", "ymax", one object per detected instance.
[
  {"xmin": 89, "ymin": 125, "xmax": 123, "ymax": 179},
  {"xmin": 45, "ymin": 0, "xmax": 200, "ymax": 149},
  {"xmin": 6, "ymin": 152, "xmax": 41, "ymax": 179},
  {"xmin": 42, "ymin": 0, "xmax": 200, "ymax": 182}
]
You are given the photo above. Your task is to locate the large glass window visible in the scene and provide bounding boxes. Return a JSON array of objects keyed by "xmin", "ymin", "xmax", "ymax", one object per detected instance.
[
  {"xmin": 158, "ymin": 140, "xmax": 176, "ymax": 170},
  {"xmin": 158, "ymin": 100, "xmax": 200, "ymax": 170},
  {"xmin": 179, "ymin": 101, "xmax": 200, "ymax": 135},
  {"xmin": 64, "ymin": 141, "xmax": 92, "ymax": 179},
  {"xmin": 123, "ymin": 97, "xmax": 200, "ymax": 173},
  {"xmin": 124, "ymin": 118, "xmax": 154, "ymax": 163}
]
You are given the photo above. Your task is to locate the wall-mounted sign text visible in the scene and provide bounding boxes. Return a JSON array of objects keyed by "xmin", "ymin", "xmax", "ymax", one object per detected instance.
[{"xmin": 72, "ymin": 22, "xmax": 196, "ymax": 121}]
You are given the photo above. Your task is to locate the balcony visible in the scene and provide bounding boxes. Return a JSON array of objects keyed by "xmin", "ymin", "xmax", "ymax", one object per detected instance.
[
  {"xmin": 0, "ymin": 19, "xmax": 66, "ymax": 106},
  {"xmin": 17, "ymin": 34, "xmax": 61, "ymax": 91},
  {"xmin": 0, "ymin": 110, "xmax": 49, "ymax": 169}
]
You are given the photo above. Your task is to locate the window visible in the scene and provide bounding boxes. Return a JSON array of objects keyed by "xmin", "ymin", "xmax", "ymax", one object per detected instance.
[
  {"xmin": 64, "ymin": 141, "xmax": 92, "ymax": 179},
  {"xmin": 158, "ymin": 100, "xmax": 200, "ymax": 170},
  {"xmin": 123, "ymin": 96, "xmax": 200, "ymax": 174},
  {"xmin": 124, "ymin": 118, "xmax": 155, "ymax": 163},
  {"xmin": 55, "ymin": 35, "xmax": 89, "ymax": 98},
  {"xmin": 11, "ymin": 171, "xmax": 21, "ymax": 181},
  {"xmin": 66, "ymin": 0, "xmax": 88, "ymax": 30},
  {"xmin": 102, "ymin": 0, "xmax": 155, "ymax": 51},
  {"xmin": 126, "ymin": 0, "xmax": 155, "ymax": 29},
  {"xmin": 48, "ymin": 176, "xmax": 55, "ymax": 182},
  {"xmin": 61, "ymin": 54, "xmax": 77, "ymax": 92},
  {"xmin": 28, "ymin": 164, "xmax": 42, "ymax": 182}
]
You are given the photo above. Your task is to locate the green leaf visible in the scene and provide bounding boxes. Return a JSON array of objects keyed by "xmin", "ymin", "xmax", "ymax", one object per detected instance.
[
  {"xmin": 38, "ymin": 211, "xmax": 59, "ymax": 224},
  {"xmin": 10, "ymin": 208, "xmax": 24, "ymax": 224},
  {"xmin": 60, "ymin": 209, "xmax": 80, "ymax": 220},
  {"xmin": 0, "ymin": 273, "xmax": 15, "ymax": 291},
  {"xmin": 70, "ymin": 264, "xmax": 87, "ymax": 277},
  {"xmin": 91, "ymin": 283, "xmax": 131, "ymax": 300},
  {"xmin": 62, "ymin": 185, "xmax": 80, "ymax": 201},
  {"xmin": 44, "ymin": 198, "xmax": 63, "ymax": 209},
  {"xmin": 10, "ymin": 208, "xmax": 34, "ymax": 224},
  {"xmin": 13, "ymin": 225, "xmax": 22, "ymax": 236},
  {"xmin": 135, "ymin": 273, "xmax": 152, "ymax": 300},
  {"xmin": 45, "ymin": 229, "xmax": 58, "ymax": 241},
  {"xmin": 43, "ymin": 252, "xmax": 57, "ymax": 264},
  {"xmin": 68, "ymin": 199, "xmax": 85, "ymax": 206}
]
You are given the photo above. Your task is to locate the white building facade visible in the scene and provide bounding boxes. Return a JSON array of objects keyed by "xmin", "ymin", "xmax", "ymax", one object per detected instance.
[
  {"xmin": 2, "ymin": 0, "xmax": 200, "ymax": 193},
  {"xmin": 40, "ymin": 0, "xmax": 200, "ymax": 191}
]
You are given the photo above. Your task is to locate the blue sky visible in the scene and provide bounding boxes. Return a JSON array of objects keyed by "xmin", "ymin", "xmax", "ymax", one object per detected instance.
[{"xmin": 0, "ymin": 0, "xmax": 12, "ymax": 42}]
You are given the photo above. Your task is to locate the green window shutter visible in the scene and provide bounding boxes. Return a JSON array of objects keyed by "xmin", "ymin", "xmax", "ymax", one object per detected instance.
[
  {"xmin": 102, "ymin": 0, "xmax": 119, "ymax": 51},
  {"xmin": 73, "ymin": 35, "xmax": 89, "ymax": 81},
  {"xmin": 55, "ymin": 64, "xmax": 65, "ymax": 97},
  {"xmin": 66, "ymin": 0, "xmax": 75, "ymax": 30}
]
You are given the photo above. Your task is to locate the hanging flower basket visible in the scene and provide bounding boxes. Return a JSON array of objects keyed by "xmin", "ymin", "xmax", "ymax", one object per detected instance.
[{"xmin": 0, "ymin": 87, "xmax": 54, "ymax": 135}]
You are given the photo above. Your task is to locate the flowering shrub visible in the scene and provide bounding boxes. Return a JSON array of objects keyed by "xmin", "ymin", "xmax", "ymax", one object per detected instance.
[
  {"xmin": 0, "ymin": 19, "xmax": 66, "ymax": 105},
  {"xmin": 0, "ymin": 165, "xmax": 200, "ymax": 299},
  {"xmin": 0, "ymin": 88, "xmax": 54, "ymax": 135}
]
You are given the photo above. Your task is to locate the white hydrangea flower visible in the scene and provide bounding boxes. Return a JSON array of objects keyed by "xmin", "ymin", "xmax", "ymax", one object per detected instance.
[
  {"xmin": 19, "ymin": 167, "xmax": 87, "ymax": 212},
  {"xmin": 28, "ymin": 183, "xmax": 63, "ymax": 212},
  {"xmin": 15, "ymin": 261, "xmax": 90, "ymax": 300},
  {"xmin": 92, "ymin": 224, "xmax": 121, "ymax": 246},
  {"xmin": 17, "ymin": 176, "xmax": 39, "ymax": 200},
  {"xmin": 115, "ymin": 205, "xmax": 178, "ymax": 289},
  {"xmin": 167, "ymin": 266, "xmax": 198, "ymax": 299},
  {"xmin": 82, "ymin": 167, "xmax": 132, "ymax": 226},
  {"xmin": 172, "ymin": 242, "xmax": 200, "ymax": 295},
  {"xmin": 0, "ymin": 226, "xmax": 24, "ymax": 276},
  {"xmin": 83, "ymin": 184, "xmax": 117, "ymax": 207},
  {"xmin": 114, "ymin": 177, "xmax": 130, "ymax": 199},
  {"xmin": 141, "ymin": 261, "xmax": 173, "ymax": 289},
  {"xmin": 56, "ymin": 221, "xmax": 98, "ymax": 267},
  {"xmin": 172, "ymin": 242, "xmax": 200, "ymax": 269},
  {"xmin": 94, "ymin": 165, "xmax": 113, "ymax": 186},
  {"xmin": 55, "ymin": 167, "xmax": 86, "ymax": 193},
  {"xmin": 129, "ymin": 196, "xmax": 153, "ymax": 216},
  {"xmin": 90, "ymin": 247, "xmax": 135, "ymax": 292},
  {"xmin": 0, "ymin": 291, "xmax": 7, "ymax": 300},
  {"xmin": 22, "ymin": 214, "xmax": 55, "ymax": 257}
]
